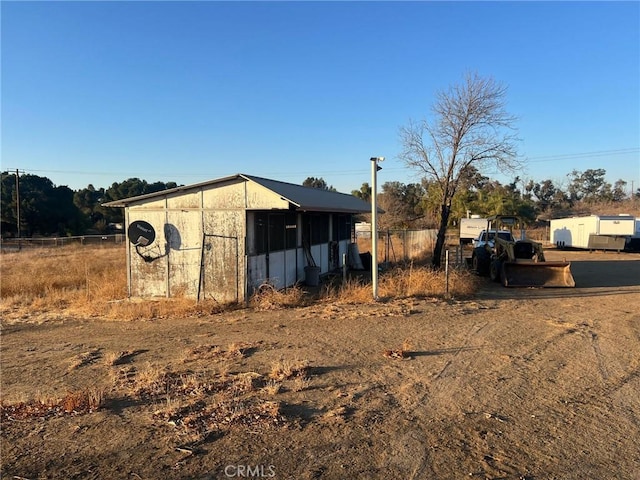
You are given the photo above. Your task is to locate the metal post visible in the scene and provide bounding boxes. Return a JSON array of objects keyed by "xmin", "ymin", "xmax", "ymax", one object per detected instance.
[
  {"xmin": 15, "ymin": 169, "xmax": 20, "ymax": 240},
  {"xmin": 342, "ymin": 253, "xmax": 347, "ymax": 283},
  {"xmin": 370, "ymin": 156, "xmax": 384, "ymax": 300},
  {"xmin": 445, "ymin": 249, "xmax": 450, "ymax": 298}
]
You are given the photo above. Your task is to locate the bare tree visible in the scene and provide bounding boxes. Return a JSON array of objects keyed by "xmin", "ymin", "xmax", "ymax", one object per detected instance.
[{"xmin": 399, "ymin": 72, "xmax": 520, "ymax": 267}]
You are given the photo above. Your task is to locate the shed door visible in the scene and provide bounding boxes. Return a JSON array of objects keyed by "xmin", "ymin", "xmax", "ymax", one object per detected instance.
[{"xmin": 200, "ymin": 234, "xmax": 239, "ymax": 303}]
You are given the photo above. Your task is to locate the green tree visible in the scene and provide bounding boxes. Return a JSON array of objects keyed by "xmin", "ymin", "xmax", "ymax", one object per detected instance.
[
  {"xmin": 100, "ymin": 178, "xmax": 178, "ymax": 226},
  {"xmin": 351, "ymin": 182, "xmax": 371, "ymax": 202},
  {"xmin": 74, "ymin": 184, "xmax": 107, "ymax": 231},
  {"xmin": 1, "ymin": 174, "xmax": 86, "ymax": 236},
  {"xmin": 399, "ymin": 72, "xmax": 519, "ymax": 267},
  {"xmin": 568, "ymin": 169, "xmax": 612, "ymax": 202},
  {"xmin": 1, "ymin": 171, "xmax": 18, "ymax": 236},
  {"xmin": 612, "ymin": 179, "xmax": 628, "ymax": 202},
  {"xmin": 302, "ymin": 177, "xmax": 337, "ymax": 191}
]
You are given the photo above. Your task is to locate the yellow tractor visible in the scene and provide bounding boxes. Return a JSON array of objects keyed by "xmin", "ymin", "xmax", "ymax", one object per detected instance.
[{"xmin": 471, "ymin": 215, "xmax": 575, "ymax": 287}]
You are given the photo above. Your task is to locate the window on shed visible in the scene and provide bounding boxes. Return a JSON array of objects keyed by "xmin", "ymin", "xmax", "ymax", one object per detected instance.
[
  {"xmin": 254, "ymin": 212, "xmax": 297, "ymax": 254},
  {"xmin": 268, "ymin": 214, "xmax": 285, "ymax": 251},
  {"xmin": 303, "ymin": 213, "xmax": 330, "ymax": 246},
  {"xmin": 333, "ymin": 214, "xmax": 352, "ymax": 241},
  {"xmin": 255, "ymin": 212, "xmax": 268, "ymax": 254}
]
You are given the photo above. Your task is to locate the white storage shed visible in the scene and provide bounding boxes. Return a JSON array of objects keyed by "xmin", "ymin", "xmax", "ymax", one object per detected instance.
[{"xmin": 550, "ymin": 214, "xmax": 636, "ymax": 250}]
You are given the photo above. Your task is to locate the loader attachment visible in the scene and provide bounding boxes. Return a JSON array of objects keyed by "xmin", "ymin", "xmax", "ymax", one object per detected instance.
[{"xmin": 501, "ymin": 261, "xmax": 575, "ymax": 288}]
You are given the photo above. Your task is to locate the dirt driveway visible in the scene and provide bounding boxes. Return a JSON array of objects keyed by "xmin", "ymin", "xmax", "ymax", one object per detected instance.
[{"xmin": 1, "ymin": 250, "xmax": 639, "ymax": 480}]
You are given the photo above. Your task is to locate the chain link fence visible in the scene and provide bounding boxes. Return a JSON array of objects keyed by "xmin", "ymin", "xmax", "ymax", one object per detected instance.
[
  {"xmin": 356, "ymin": 228, "xmax": 438, "ymax": 264},
  {"xmin": 1, "ymin": 234, "xmax": 125, "ymax": 252}
]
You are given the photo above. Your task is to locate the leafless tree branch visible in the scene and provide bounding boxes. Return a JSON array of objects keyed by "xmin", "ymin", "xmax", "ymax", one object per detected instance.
[{"xmin": 398, "ymin": 72, "xmax": 521, "ymax": 267}]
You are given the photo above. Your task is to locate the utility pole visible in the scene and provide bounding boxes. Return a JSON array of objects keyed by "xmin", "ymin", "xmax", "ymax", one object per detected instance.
[
  {"xmin": 370, "ymin": 156, "xmax": 384, "ymax": 300},
  {"xmin": 15, "ymin": 169, "xmax": 21, "ymax": 238}
]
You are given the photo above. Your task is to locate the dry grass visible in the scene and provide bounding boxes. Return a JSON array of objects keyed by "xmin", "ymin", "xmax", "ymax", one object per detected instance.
[
  {"xmin": 0, "ymin": 243, "xmax": 479, "ymax": 321},
  {"xmin": 0, "ymin": 245, "xmax": 233, "ymax": 321},
  {"xmin": 326, "ymin": 264, "xmax": 478, "ymax": 305},
  {"xmin": 2, "ymin": 347, "xmax": 289, "ymax": 441},
  {"xmin": 269, "ymin": 359, "xmax": 309, "ymax": 381},
  {"xmin": 262, "ymin": 380, "xmax": 282, "ymax": 395},
  {"xmin": 379, "ymin": 264, "xmax": 478, "ymax": 299},
  {"xmin": 250, "ymin": 282, "xmax": 308, "ymax": 310},
  {"xmin": 1, "ymin": 387, "xmax": 106, "ymax": 420}
]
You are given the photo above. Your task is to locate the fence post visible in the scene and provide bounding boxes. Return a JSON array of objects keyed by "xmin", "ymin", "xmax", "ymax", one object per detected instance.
[
  {"xmin": 403, "ymin": 230, "xmax": 407, "ymax": 262},
  {"xmin": 342, "ymin": 253, "xmax": 347, "ymax": 283},
  {"xmin": 445, "ymin": 249, "xmax": 450, "ymax": 298}
]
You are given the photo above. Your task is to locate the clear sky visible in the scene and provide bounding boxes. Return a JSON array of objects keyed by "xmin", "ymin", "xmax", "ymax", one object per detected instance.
[{"xmin": 2, "ymin": 1, "xmax": 639, "ymax": 195}]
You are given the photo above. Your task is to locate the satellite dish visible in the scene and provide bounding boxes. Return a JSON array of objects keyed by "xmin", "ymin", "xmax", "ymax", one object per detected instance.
[{"xmin": 127, "ymin": 220, "xmax": 156, "ymax": 246}]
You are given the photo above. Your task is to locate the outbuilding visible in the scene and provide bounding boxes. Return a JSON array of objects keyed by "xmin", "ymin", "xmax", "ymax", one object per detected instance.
[{"xmin": 103, "ymin": 173, "xmax": 372, "ymax": 303}]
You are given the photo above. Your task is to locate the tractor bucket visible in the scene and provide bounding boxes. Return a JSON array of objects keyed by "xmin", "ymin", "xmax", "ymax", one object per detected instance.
[{"xmin": 501, "ymin": 261, "xmax": 575, "ymax": 288}]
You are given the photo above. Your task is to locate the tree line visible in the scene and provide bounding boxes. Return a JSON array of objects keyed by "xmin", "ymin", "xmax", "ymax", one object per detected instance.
[
  {"xmin": 0, "ymin": 174, "xmax": 177, "ymax": 237},
  {"xmin": 355, "ymin": 166, "xmax": 638, "ymax": 231},
  {"xmin": 1, "ymin": 168, "xmax": 635, "ymax": 239}
]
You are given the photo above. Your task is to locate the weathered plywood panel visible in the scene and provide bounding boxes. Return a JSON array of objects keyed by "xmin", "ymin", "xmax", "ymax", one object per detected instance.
[
  {"xmin": 166, "ymin": 191, "xmax": 201, "ymax": 209},
  {"xmin": 128, "ymin": 198, "xmax": 166, "ymax": 210},
  {"xmin": 128, "ymin": 210, "xmax": 168, "ymax": 297},
  {"xmin": 201, "ymin": 234, "xmax": 241, "ymax": 302},
  {"xmin": 245, "ymin": 181, "xmax": 290, "ymax": 210},
  {"xmin": 202, "ymin": 210, "xmax": 246, "ymax": 302},
  {"xmin": 166, "ymin": 210, "xmax": 203, "ymax": 298},
  {"xmin": 203, "ymin": 210, "xmax": 244, "ymax": 238},
  {"xmin": 202, "ymin": 181, "xmax": 247, "ymax": 209}
]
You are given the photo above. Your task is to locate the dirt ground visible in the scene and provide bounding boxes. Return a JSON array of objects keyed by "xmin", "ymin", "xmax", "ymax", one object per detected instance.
[{"xmin": 1, "ymin": 249, "xmax": 639, "ymax": 480}]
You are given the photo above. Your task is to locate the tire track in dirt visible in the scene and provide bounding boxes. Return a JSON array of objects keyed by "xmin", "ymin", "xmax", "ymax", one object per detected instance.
[
  {"xmin": 589, "ymin": 330, "xmax": 610, "ymax": 381},
  {"xmin": 433, "ymin": 321, "xmax": 488, "ymax": 382}
]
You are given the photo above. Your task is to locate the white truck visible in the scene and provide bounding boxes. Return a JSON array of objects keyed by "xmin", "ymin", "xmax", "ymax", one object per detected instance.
[
  {"xmin": 459, "ymin": 217, "xmax": 488, "ymax": 245},
  {"xmin": 550, "ymin": 215, "xmax": 636, "ymax": 251}
]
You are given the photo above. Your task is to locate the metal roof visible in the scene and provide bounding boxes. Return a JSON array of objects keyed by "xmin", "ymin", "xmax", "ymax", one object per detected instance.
[{"xmin": 102, "ymin": 173, "xmax": 376, "ymax": 214}]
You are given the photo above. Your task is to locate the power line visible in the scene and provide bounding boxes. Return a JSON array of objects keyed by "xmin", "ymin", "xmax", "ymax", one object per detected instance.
[
  {"xmin": 5, "ymin": 147, "xmax": 638, "ymax": 182},
  {"xmin": 524, "ymin": 148, "xmax": 639, "ymax": 163}
]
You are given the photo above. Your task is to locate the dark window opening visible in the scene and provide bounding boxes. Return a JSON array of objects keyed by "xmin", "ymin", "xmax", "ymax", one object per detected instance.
[
  {"xmin": 254, "ymin": 211, "xmax": 298, "ymax": 254},
  {"xmin": 333, "ymin": 214, "xmax": 352, "ymax": 241},
  {"xmin": 303, "ymin": 213, "xmax": 330, "ymax": 246}
]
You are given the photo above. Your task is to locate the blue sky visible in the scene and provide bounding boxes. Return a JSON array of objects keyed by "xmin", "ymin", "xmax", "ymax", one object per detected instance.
[{"xmin": 2, "ymin": 1, "xmax": 639, "ymax": 195}]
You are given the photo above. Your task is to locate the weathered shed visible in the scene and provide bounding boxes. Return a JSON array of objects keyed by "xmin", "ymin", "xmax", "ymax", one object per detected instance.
[{"xmin": 103, "ymin": 173, "xmax": 372, "ymax": 303}]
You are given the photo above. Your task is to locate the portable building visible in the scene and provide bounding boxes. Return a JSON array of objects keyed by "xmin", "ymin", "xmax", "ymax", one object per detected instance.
[
  {"xmin": 550, "ymin": 215, "xmax": 636, "ymax": 251},
  {"xmin": 459, "ymin": 216, "xmax": 488, "ymax": 245},
  {"xmin": 103, "ymin": 173, "xmax": 373, "ymax": 303}
]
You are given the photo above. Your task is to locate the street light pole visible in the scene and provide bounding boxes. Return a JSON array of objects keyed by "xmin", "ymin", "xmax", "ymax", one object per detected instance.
[{"xmin": 370, "ymin": 156, "xmax": 384, "ymax": 300}]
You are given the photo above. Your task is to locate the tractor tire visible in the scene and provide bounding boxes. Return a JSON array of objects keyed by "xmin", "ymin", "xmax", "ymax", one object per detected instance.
[
  {"xmin": 472, "ymin": 251, "xmax": 489, "ymax": 276},
  {"xmin": 489, "ymin": 260, "xmax": 502, "ymax": 283}
]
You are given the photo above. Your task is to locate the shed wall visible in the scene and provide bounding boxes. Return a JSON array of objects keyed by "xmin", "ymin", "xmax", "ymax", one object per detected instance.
[{"xmin": 125, "ymin": 179, "xmax": 252, "ymax": 301}]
